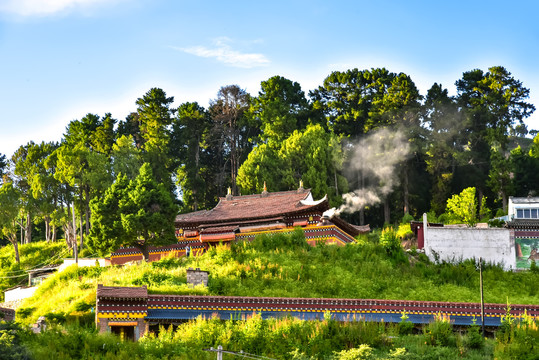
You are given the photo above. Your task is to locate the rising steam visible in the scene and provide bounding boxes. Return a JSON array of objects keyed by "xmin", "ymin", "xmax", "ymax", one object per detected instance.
[{"xmin": 335, "ymin": 128, "xmax": 411, "ymax": 216}]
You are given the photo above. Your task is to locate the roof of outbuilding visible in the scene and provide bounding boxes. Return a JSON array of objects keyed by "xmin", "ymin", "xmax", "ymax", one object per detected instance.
[
  {"xmin": 505, "ymin": 219, "xmax": 539, "ymax": 228},
  {"xmin": 509, "ymin": 196, "xmax": 539, "ymax": 204},
  {"xmin": 97, "ymin": 284, "xmax": 148, "ymax": 299},
  {"xmin": 175, "ymin": 189, "xmax": 327, "ymax": 226}
]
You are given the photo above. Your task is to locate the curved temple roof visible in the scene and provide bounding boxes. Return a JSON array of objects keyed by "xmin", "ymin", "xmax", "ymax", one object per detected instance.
[{"xmin": 175, "ymin": 189, "xmax": 328, "ymax": 226}]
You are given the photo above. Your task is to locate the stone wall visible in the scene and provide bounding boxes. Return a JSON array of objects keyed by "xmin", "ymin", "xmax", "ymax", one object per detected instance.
[
  {"xmin": 0, "ymin": 306, "xmax": 15, "ymax": 321},
  {"xmin": 186, "ymin": 267, "xmax": 209, "ymax": 287}
]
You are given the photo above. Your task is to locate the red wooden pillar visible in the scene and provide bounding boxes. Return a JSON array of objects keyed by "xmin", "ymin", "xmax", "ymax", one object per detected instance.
[{"xmin": 417, "ymin": 225, "xmax": 424, "ymax": 249}]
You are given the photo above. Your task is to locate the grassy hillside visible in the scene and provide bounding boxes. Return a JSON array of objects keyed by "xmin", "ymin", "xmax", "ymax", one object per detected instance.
[
  {"xmin": 15, "ymin": 229, "xmax": 539, "ymax": 326},
  {"xmin": 0, "ymin": 241, "xmax": 68, "ymax": 302}
]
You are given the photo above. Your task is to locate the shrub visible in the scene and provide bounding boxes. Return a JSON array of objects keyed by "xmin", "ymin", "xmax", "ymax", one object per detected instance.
[
  {"xmin": 465, "ymin": 321, "xmax": 484, "ymax": 350},
  {"xmin": 0, "ymin": 322, "xmax": 31, "ymax": 360},
  {"xmin": 423, "ymin": 313, "xmax": 455, "ymax": 347},
  {"xmin": 401, "ymin": 213, "xmax": 415, "ymax": 224},
  {"xmin": 495, "ymin": 308, "xmax": 539, "ymax": 360},
  {"xmin": 379, "ymin": 228, "xmax": 401, "ymax": 255},
  {"xmin": 16, "ymin": 307, "xmax": 35, "ymax": 319},
  {"xmin": 398, "ymin": 310, "xmax": 414, "ymax": 335},
  {"xmin": 333, "ymin": 344, "xmax": 373, "ymax": 360}
]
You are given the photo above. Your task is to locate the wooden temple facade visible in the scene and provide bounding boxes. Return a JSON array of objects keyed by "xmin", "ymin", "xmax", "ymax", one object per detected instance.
[{"xmin": 110, "ymin": 187, "xmax": 368, "ymax": 265}]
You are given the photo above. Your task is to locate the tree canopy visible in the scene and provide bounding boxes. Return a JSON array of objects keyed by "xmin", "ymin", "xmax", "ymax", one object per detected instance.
[{"xmin": 1, "ymin": 65, "xmax": 538, "ymax": 254}]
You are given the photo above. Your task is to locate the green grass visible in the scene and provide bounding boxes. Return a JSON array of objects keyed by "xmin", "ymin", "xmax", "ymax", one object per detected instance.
[
  {"xmin": 7, "ymin": 313, "xmax": 522, "ymax": 360},
  {"xmin": 0, "ymin": 241, "xmax": 68, "ymax": 302},
  {"xmin": 3, "ymin": 230, "xmax": 539, "ymax": 359},
  {"xmin": 14, "ymin": 229, "xmax": 539, "ymax": 326}
]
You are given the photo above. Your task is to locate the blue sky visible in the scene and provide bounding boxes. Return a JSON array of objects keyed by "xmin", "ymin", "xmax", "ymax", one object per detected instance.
[{"xmin": 1, "ymin": 0, "xmax": 538, "ymax": 157}]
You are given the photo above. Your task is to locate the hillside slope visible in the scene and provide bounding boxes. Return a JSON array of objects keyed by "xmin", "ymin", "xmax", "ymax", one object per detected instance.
[{"xmin": 15, "ymin": 230, "xmax": 539, "ymax": 325}]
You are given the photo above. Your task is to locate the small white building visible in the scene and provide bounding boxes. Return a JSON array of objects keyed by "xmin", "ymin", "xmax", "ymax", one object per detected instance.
[{"xmin": 508, "ymin": 196, "xmax": 539, "ymax": 220}]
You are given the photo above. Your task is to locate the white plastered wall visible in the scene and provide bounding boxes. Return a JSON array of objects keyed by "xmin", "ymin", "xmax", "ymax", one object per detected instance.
[{"xmin": 424, "ymin": 226, "xmax": 516, "ymax": 271}]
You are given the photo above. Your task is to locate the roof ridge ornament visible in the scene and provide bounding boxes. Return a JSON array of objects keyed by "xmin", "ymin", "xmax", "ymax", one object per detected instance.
[
  {"xmin": 226, "ymin": 187, "xmax": 233, "ymax": 200},
  {"xmin": 261, "ymin": 181, "xmax": 269, "ymax": 197},
  {"xmin": 298, "ymin": 180, "xmax": 304, "ymax": 193}
]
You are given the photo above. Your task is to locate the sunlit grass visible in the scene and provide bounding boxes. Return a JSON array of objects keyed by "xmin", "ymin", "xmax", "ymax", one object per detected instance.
[{"xmin": 14, "ymin": 229, "xmax": 539, "ymax": 326}]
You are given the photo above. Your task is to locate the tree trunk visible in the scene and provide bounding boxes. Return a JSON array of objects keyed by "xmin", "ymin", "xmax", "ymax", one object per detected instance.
[
  {"xmin": 80, "ymin": 212, "xmax": 84, "ymax": 250},
  {"xmin": 194, "ymin": 140, "xmax": 200, "ymax": 211},
  {"xmin": 334, "ymin": 168, "xmax": 339, "ymax": 196},
  {"xmin": 502, "ymin": 191, "xmax": 507, "ymax": 213},
  {"xmin": 384, "ymin": 198, "xmax": 390, "ymax": 225},
  {"xmin": 84, "ymin": 186, "xmax": 90, "ymax": 236},
  {"xmin": 25, "ymin": 212, "xmax": 32, "ymax": 244},
  {"xmin": 358, "ymin": 169, "xmax": 365, "ymax": 226},
  {"xmin": 8, "ymin": 235, "xmax": 20, "ymax": 264},
  {"xmin": 134, "ymin": 241, "xmax": 150, "ymax": 262},
  {"xmin": 44, "ymin": 215, "xmax": 50, "ymax": 242},
  {"xmin": 403, "ymin": 165, "xmax": 409, "ymax": 216}
]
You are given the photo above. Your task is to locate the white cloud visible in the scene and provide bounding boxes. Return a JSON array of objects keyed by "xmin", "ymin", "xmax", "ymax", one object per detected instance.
[
  {"xmin": 0, "ymin": 0, "xmax": 121, "ymax": 16},
  {"xmin": 176, "ymin": 38, "xmax": 270, "ymax": 69}
]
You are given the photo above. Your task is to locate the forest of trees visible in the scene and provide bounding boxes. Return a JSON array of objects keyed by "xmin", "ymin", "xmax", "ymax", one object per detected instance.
[{"xmin": 1, "ymin": 66, "xmax": 539, "ymax": 260}]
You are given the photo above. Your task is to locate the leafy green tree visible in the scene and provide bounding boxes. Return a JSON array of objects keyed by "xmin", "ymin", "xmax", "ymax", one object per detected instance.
[
  {"xmin": 88, "ymin": 174, "xmax": 130, "ymax": 256},
  {"xmin": 63, "ymin": 113, "xmax": 116, "ymax": 156},
  {"xmin": 529, "ymin": 133, "xmax": 539, "ymax": 159},
  {"xmin": 455, "ymin": 66, "xmax": 535, "ymax": 207},
  {"xmin": 117, "ymin": 112, "xmax": 144, "ymax": 149},
  {"xmin": 250, "ymin": 75, "xmax": 310, "ymax": 144},
  {"xmin": 422, "ymin": 83, "xmax": 463, "ymax": 215},
  {"xmin": 238, "ymin": 124, "xmax": 346, "ymax": 206},
  {"xmin": 0, "ymin": 153, "xmax": 7, "ymax": 184},
  {"xmin": 279, "ymin": 124, "xmax": 346, "ymax": 204},
  {"xmin": 0, "ymin": 182, "xmax": 22, "ymax": 263},
  {"xmin": 237, "ymin": 142, "xmax": 285, "ymax": 195},
  {"xmin": 53, "ymin": 113, "xmax": 117, "ymax": 244},
  {"xmin": 310, "ymin": 68, "xmax": 374, "ymax": 136},
  {"xmin": 88, "ymin": 163, "xmax": 177, "ymax": 260},
  {"xmin": 19, "ymin": 141, "xmax": 61, "ymax": 242},
  {"xmin": 510, "ymin": 146, "xmax": 539, "ymax": 197},
  {"xmin": 311, "ymin": 68, "xmax": 420, "ymax": 137},
  {"xmin": 110, "ymin": 135, "xmax": 142, "ymax": 180},
  {"xmin": 11, "ymin": 142, "xmax": 43, "ymax": 244},
  {"xmin": 312, "ymin": 68, "xmax": 422, "ymax": 224},
  {"xmin": 54, "ymin": 141, "xmax": 110, "ymax": 242},
  {"xmin": 445, "ymin": 187, "xmax": 484, "ymax": 226},
  {"xmin": 487, "ymin": 145, "xmax": 513, "ymax": 213}
]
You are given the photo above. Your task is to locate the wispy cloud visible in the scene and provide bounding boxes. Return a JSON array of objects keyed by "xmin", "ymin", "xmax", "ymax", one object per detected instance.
[
  {"xmin": 175, "ymin": 38, "xmax": 270, "ymax": 69},
  {"xmin": 0, "ymin": 0, "xmax": 121, "ymax": 17}
]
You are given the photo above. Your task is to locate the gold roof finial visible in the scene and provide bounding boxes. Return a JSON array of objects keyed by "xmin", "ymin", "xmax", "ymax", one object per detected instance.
[
  {"xmin": 261, "ymin": 181, "xmax": 269, "ymax": 197},
  {"xmin": 226, "ymin": 186, "xmax": 233, "ymax": 200}
]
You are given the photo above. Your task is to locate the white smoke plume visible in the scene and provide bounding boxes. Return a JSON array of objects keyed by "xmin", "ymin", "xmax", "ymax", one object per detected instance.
[{"xmin": 336, "ymin": 128, "xmax": 410, "ymax": 215}]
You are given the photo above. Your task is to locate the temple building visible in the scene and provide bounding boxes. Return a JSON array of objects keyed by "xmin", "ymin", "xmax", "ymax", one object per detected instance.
[{"xmin": 110, "ymin": 185, "xmax": 368, "ymax": 265}]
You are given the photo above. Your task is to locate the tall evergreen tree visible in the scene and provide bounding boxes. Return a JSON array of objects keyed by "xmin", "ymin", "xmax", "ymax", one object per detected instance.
[
  {"xmin": 88, "ymin": 163, "xmax": 177, "ymax": 260},
  {"xmin": 456, "ymin": 66, "xmax": 535, "ymax": 209},
  {"xmin": 171, "ymin": 102, "xmax": 213, "ymax": 212},
  {"xmin": 208, "ymin": 85, "xmax": 254, "ymax": 195}
]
